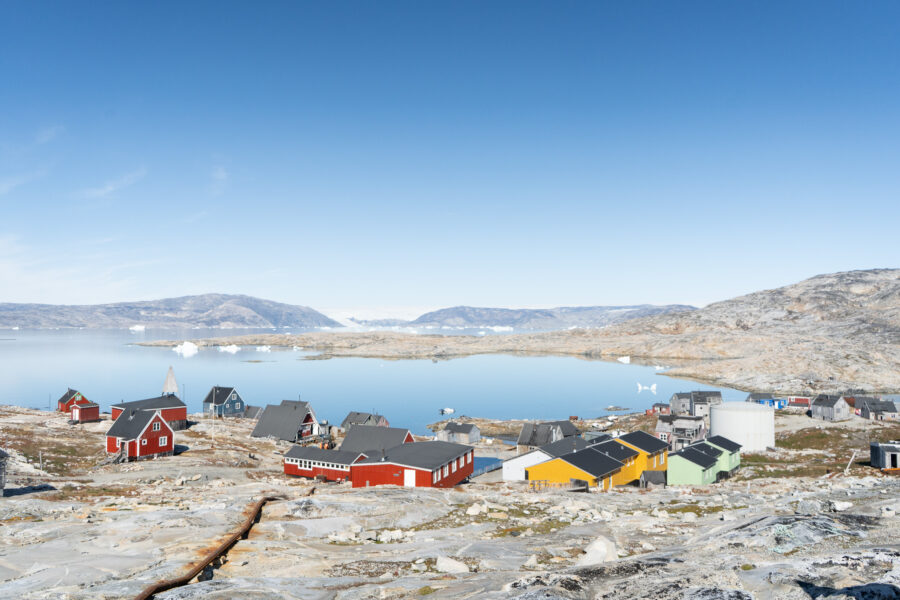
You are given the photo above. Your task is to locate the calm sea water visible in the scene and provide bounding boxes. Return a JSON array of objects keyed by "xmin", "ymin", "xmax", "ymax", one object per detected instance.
[{"xmin": 0, "ymin": 329, "xmax": 745, "ymax": 435}]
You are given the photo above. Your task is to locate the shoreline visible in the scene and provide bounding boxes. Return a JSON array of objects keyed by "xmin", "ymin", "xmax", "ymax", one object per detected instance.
[{"xmin": 136, "ymin": 330, "xmax": 900, "ymax": 395}]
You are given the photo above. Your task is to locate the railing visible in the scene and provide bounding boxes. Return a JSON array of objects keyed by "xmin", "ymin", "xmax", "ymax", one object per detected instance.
[
  {"xmin": 528, "ymin": 479, "xmax": 590, "ymax": 492},
  {"xmin": 471, "ymin": 459, "xmax": 502, "ymax": 478}
]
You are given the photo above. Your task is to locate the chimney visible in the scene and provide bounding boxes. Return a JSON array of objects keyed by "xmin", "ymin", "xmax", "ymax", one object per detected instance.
[{"xmin": 381, "ymin": 449, "xmax": 386, "ymax": 462}]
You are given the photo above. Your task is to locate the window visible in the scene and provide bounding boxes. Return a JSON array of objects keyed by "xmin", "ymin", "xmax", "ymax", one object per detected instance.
[
  {"xmin": 660, "ymin": 453, "xmax": 665, "ymax": 465},
  {"xmin": 159, "ymin": 436, "xmax": 167, "ymax": 446},
  {"xmin": 152, "ymin": 422, "xmax": 161, "ymax": 432},
  {"xmin": 433, "ymin": 471, "xmax": 438, "ymax": 483},
  {"xmin": 443, "ymin": 465, "xmax": 449, "ymax": 477},
  {"xmin": 141, "ymin": 439, "xmax": 147, "ymax": 446},
  {"xmin": 452, "ymin": 461, "xmax": 457, "ymax": 473},
  {"xmin": 116, "ymin": 439, "xmax": 121, "ymax": 449}
]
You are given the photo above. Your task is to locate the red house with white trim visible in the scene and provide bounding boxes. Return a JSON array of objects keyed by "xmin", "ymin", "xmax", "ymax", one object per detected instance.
[
  {"xmin": 71, "ymin": 402, "xmax": 100, "ymax": 424},
  {"xmin": 283, "ymin": 446, "xmax": 367, "ymax": 482},
  {"xmin": 57, "ymin": 388, "xmax": 91, "ymax": 412},
  {"xmin": 110, "ymin": 395, "xmax": 187, "ymax": 430},
  {"xmin": 350, "ymin": 441, "xmax": 474, "ymax": 488},
  {"xmin": 105, "ymin": 409, "xmax": 174, "ymax": 460}
]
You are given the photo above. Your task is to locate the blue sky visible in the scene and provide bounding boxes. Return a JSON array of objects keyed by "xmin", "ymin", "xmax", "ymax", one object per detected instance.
[{"xmin": 1, "ymin": 2, "xmax": 898, "ymax": 314}]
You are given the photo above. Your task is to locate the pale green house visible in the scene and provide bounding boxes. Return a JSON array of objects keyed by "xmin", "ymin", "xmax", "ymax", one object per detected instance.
[
  {"xmin": 705, "ymin": 435, "xmax": 742, "ymax": 478},
  {"xmin": 667, "ymin": 446, "xmax": 718, "ymax": 486}
]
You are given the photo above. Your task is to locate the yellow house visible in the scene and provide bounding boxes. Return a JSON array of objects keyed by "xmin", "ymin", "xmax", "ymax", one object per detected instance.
[
  {"xmin": 589, "ymin": 440, "xmax": 641, "ymax": 486},
  {"xmin": 613, "ymin": 430, "xmax": 669, "ymax": 475},
  {"xmin": 525, "ymin": 447, "xmax": 624, "ymax": 490}
]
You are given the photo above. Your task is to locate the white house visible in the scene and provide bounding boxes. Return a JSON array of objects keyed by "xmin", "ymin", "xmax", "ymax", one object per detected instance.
[{"xmin": 502, "ymin": 437, "xmax": 591, "ymax": 481}]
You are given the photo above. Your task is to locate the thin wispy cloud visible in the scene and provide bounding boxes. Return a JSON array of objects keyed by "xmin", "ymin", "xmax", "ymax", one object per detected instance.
[
  {"xmin": 81, "ymin": 167, "xmax": 147, "ymax": 199},
  {"xmin": 209, "ymin": 165, "xmax": 228, "ymax": 196},
  {"xmin": 34, "ymin": 125, "xmax": 65, "ymax": 145},
  {"xmin": 0, "ymin": 171, "xmax": 45, "ymax": 196}
]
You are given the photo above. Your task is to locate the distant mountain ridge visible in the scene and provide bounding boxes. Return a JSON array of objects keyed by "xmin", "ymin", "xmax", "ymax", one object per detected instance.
[
  {"xmin": 0, "ymin": 294, "xmax": 342, "ymax": 329},
  {"xmin": 406, "ymin": 304, "xmax": 696, "ymax": 330}
]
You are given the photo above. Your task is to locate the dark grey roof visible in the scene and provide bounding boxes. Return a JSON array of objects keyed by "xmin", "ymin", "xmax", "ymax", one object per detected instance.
[
  {"xmin": 557, "ymin": 448, "xmax": 623, "ymax": 479},
  {"xmin": 690, "ymin": 442, "xmax": 723, "ymax": 458},
  {"xmin": 356, "ymin": 441, "xmax": 470, "ymax": 470},
  {"xmin": 444, "ymin": 422, "xmax": 478, "ymax": 434},
  {"xmin": 111, "ymin": 395, "xmax": 185, "ymax": 411},
  {"xmin": 340, "ymin": 425, "xmax": 412, "ymax": 454},
  {"xmin": 75, "ymin": 402, "xmax": 99, "ymax": 409},
  {"xmin": 707, "ymin": 435, "xmax": 742, "ymax": 453},
  {"xmin": 671, "ymin": 392, "xmax": 691, "ymax": 400},
  {"xmin": 855, "ymin": 397, "xmax": 897, "ymax": 413},
  {"xmin": 516, "ymin": 420, "xmax": 579, "ymax": 446},
  {"xmin": 539, "ymin": 437, "xmax": 592, "ymax": 457},
  {"xmin": 658, "ymin": 414, "xmax": 704, "ymax": 424},
  {"xmin": 673, "ymin": 447, "xmax": 717, "ymax": 469},
  {"xmin": 746, "ymin": 393, "xmax": 774, "ymax": 401},
  {"xmin": 203, "ymin": 386, "xmax": 236, "ymax": 405},
  {"xmin": 57, "ymin": 388, "xmax": 80, "ymax": 405},
  {"xmin": 652, "ymin": 403, "xmax": 669, "ymax": 408},
  {"xmin": 812, "ymin": 394, "xmax": 844, "ymax": 407},
  {"xmin": 251, "ymin": 402, "xmax": 312, "ymax": 441},
  {"xmin": 0, "ymin": 448, "xmax": 9, "ymax": 459},
  {"xmin": 244, "ymin": 405, "xmax": 263, "ymax": 419},
  {"xmin": 589, "ymin": 440, "xmax": 639, "ymax": 462},
  {"xmin": 284, "ymin": 445, "xmax": 364, "ymax": 465},
  {"xmin": 106, "ymin": 409, "xmax": 165, "ymax": 440},
  {"xmin": 616, "ymin": 430, "xmax": 669, "ymax": 454},
  {"xmin": 341, "ymin": 411, "xmax": 381, "ymax": 429},
  {"xmin": 691, "ymin": 391, "xmax": 723, "ymax": 404}
]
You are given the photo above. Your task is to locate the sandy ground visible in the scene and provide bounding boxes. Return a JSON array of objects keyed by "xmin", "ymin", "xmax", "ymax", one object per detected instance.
[{"xmin": 1, "ymin": 407, "xmax": 899, "ymax": 599}]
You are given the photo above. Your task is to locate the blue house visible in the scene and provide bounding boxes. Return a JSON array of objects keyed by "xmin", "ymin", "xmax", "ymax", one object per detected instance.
[
  {"xmin": 202, "ymin": 386, "xmax": 246, "ymax": 417},
  {"xmin": 745, "ymin": 393, "xmax": 787, "ymax": 409}
]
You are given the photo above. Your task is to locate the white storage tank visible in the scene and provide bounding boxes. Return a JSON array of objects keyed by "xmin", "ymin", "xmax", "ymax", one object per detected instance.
[{"xmin": 710, "ymin": 402, "xmax": 774, "ymax": 452}]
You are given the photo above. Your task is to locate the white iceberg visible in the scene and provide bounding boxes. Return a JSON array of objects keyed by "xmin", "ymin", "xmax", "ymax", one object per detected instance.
[
  {"xmin": 172, "ymin": 341, "xmax": 199, "ymax": 358},
  {"xmin": 256, "ymin": 345, "xmax": 271, "ymax": 353},
  {"xmin": 218, "ymin": 344, "xmax": 240, "ymax": 354},
  {"xmin": 617, "ymin": 356, "xmax": 631, "ymax": 364},
  {"xmin": 292, "ymin": 346, "xmax": 304, "ymax": 351}
]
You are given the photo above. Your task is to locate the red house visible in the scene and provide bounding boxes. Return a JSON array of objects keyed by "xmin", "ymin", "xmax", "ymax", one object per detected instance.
[
  {"xmin": 105, "ymin": 409, "xmax": 174, "ymax": 461},
  {"xmin": 110, "ymin": 395, "xmax": 187, "ymax": 430},
  {"xmin": 788, "ymin": 396, "xmax": 812, "ymax": 408},
  {"xmin": 283, "ymin": 446, "xmax": 367, "ymax": 482},
  {"xmin": 71, "ymin": 402, "xmax": 100, "ymax": 424},
  {"xmin": 57, "ymin": 388, "xmax": 91, "ymax": 413},
  {"xmin": 350, "ymin": 441, "xmax": 474, "ymax": 488}
]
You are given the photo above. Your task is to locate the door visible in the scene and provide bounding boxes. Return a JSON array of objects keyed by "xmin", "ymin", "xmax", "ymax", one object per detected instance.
[
  {"xmin": 892, "ymin": 453, "xmax": 898, "ymax": 469},
  {"xmin": 403, "ymin": 469, "xmax": 416, "ymax": 487}
]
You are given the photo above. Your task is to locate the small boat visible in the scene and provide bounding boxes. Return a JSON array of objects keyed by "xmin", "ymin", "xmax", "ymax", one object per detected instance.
[{"xmin": 439, "ymin": 408, "xmax": 455, "ymax": 415}]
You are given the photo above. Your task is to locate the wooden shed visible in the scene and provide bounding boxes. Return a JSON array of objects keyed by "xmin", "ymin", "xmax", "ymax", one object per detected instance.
[{"xmin": 71, "ymin": 402, "xmax": 100, "ymax": 424}]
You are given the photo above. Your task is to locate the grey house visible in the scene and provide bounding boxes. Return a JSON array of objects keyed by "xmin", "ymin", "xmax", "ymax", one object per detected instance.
[
  {"xmin": 516, "ymin": 420, "xmax": 579, "ymax": 454},
  {"xmin": 655, "ymin": 414, "xmax": 706, "ymax": 450},
  {"xmin": 436, "ymin": 422, "xmax": 481, "ymax": 444},
  {"xmin": 202, "ymin": 386, "xmax": 246, "ymax": 417},
  {"xmin": 854, "ymin": 397, "xmax": 899, "ymax": 421},
  {"xmin": 870, "ymin": 440, "xmax": 900, "ymax": 471},
  {"xmin": 340, "ymin": 411, "xmax": 389, "ymax": 430},
  {"xmin": 811, "ymin": 395, "xmax": 851, "ymax": 421},
  {"xmin": 251, "ymin": 400, "xmax": 320, "ymax": 442},
  {"xmin": 669, "ymin": 391, "xmax": 722, "ymax": 417}
]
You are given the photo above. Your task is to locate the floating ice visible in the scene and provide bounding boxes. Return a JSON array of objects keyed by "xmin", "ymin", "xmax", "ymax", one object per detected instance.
[
  {"xmin": 654, "ymin": 365, "xmax": 666, "ymax": 371},
  {"xmin": 617, "ymin": 356, "xmax": 631, "ymax": 364},
  {"xmin": 292, "ymin": 346, "xmax": 304, "ymax": 351},
  {"xmin": 637, "ymin": 383, "xmax": 658, "ymax": 395},
  {"xmin": 256, "ymin": 345, "xmax": 271, "ymax": 353},
  {"xmin": 172, "ymin": 341, "xmax": 199, "ymax": 358},
  {"xmin": 218, "ymin": 345, "xmax": 240, "ymax": 354}
]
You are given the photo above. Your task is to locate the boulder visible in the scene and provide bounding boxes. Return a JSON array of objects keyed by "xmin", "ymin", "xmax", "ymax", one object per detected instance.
[
  {"xmin": 575, "ymin": 535, "xmax": 617, "ymax": 567},
  {"xmin": 466, "ymin": 503, "xmax": 484, "ymax": 516},
  {"xmin": 435, "ymin": 556, "xmax": 469, "ymax": 574},
  {"xmin": 830, "ymin": 501, "xmax": 853, "ymax": 513}
]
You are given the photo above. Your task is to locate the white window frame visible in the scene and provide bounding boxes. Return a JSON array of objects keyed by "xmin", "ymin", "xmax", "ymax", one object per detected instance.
[
  {"xmin": 141, "ymin": 439, "xmax": 148, "ymax": 446},
  {"xmin": 660, "ymin": 453, "xmax": 665, "ymax": 464},
  {"xmin": 159, "ymin": 436, "xmax": 167, "ymax": 446},
  {"xmin": 443, "ymin": 465, "xmax": 449, "ymax": 477},
  {"xmin": 452, "ymin": 461, "xmax": 457, "ymax": 473}
]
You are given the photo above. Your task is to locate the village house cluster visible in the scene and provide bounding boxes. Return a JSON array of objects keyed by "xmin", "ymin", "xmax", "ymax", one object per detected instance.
[{"xmin": 44, "ymin": 368, "xmax": 900, "ymax": 493}]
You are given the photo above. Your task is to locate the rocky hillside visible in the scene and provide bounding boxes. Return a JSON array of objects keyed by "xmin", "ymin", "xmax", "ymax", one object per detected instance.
[
  {"xmin": 0, "ymin": 294, "xmax": 342, "ymax": 329},
  {"xmin": 408, "ymin": 304, "xmax": 696, "ymax": 329},
  {"xmin": 141, "ymin": 270, "xmax": 900, "ymax": 393}
]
